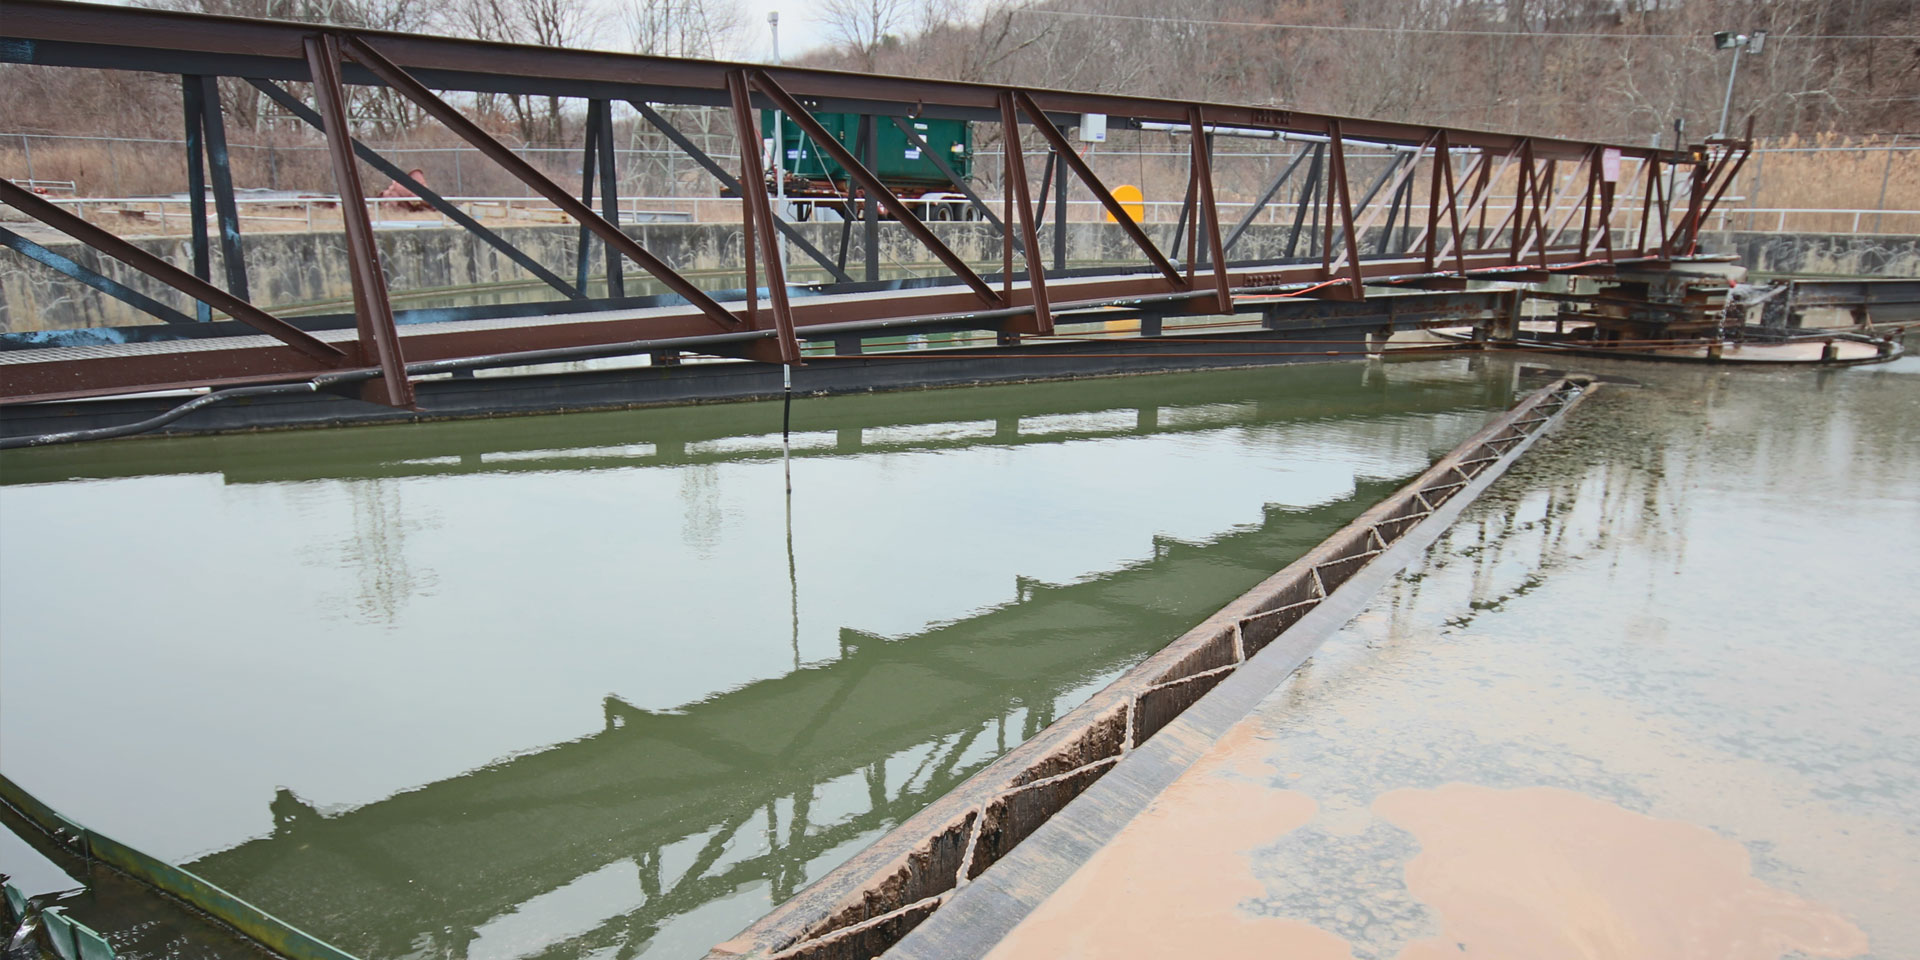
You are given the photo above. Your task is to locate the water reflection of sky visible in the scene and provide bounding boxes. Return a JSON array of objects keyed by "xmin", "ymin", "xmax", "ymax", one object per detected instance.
[{"xmin": 0, "ymin": 359, "xmax": 1514, "ymax": 960}]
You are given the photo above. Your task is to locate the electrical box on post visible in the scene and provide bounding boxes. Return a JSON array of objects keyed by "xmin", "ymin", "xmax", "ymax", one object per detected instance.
[{"xmin": 1078, "ymin": 113, "xmax": 1108, "ymax": 143}]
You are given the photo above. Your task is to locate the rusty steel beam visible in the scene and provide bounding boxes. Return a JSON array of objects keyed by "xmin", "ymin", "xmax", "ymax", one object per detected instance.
[
  {"xmin": 0, "ymin": 0, "xmax": 1717, "ymax": 407},
  {"xmin": 1507, "ymin": 141, "xmax": 1534, "ymax": 264},
  {"xmin": 999, "ymin": 92, "xmax": 1052, "ymax": 335},
  {"xmin": 1015, "ymin": 91, "xmax": 1184, "ymax": 286},
  {"xmin": 191, "ymin": 74, "xmax": 251, "ymax": 304},
  {"xmin": 1187, "ymin": 107, "xmax": 1233, "ymax": 313},
  {"xmin": 1422, "ymin": 131, "xmax": 1467, "ymax": 274},
  {"xmin": 1671, "ymin": 124, "xmax": 1753, "ymax": 254},
  {"xmin": 1321, "ymin": 120, "xmax": 1365, "ymax": 299},
  {"xmin": 4, "ymin": 248, "xmax": 1675, "ymax": 405},
  {"xmin": 2, "ymin": 0, "xmax": 1675, "ymax": 163},
  {"xmin": 0, "ymin": 181, "xmax": 343, "ymax": 363},
  {"xmin": 593, "ymin": 99, "xmax": 624, "ymax": 298},
  {"xmin": 725, "ymin": 69, "xmax": 800, "ymax": 365},
  {"xmin": 335, "ymin": 34, "xmax": 742, "ymax": 332},
  {"xmin": 180, "ymin": 74, "xmax": 213, "ymax": 321},
  {"xmin": 306, "ymin": 33, "xmax": 412, "ymax": 408}
]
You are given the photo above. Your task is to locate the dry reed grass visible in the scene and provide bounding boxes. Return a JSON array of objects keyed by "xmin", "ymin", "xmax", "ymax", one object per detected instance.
[{"xmin": 1743, "ymin": 133, "xmax": 1919, "ymax": 212}]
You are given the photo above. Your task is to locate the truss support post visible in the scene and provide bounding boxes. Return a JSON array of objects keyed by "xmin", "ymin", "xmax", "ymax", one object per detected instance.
[
  {"xmin": 195, "ymin": 75, "xmax": 249, "ymax": 304},
  {"xmin": 576, "ymin": 102, "xmax": 602, "ymax": 296},
  {"xmin": 726, "ymin": 69, "xmax": 800, "ymax": 365},
  {"xmin": 1052, "ymin": 136, "xmax": 1068, "ymax": 274},
  {"xmin": 1035, "ymin": 152, "xmax": 1054, "ymax": 224},
  {"xmin": 181, "ymin": 75, "xmax": 212, "ymax": 322},
  {"xmin": 999, "ymin": 91, "xmax": 1051, "ymax": 335},
  {"xmin": 306, "ymin": 33, "xmax": 412, "ymax": 408},
  {"xmin": 1188, "ymin": 108, "xmax": 1231, "ymax": 313},
  {"xmin": 1284, "ymin": 144, "xmax": 1324, "ymax": 261},
  {"xmin": 858, "ymin": 114, "xmax": 879, "ymax": 282},
  {"xmin": 595, "ymin": 99, "xmax": 623, "ymax": 298},
  {"xmin": 1322, "ymin": 120, "xmax": 1364, "ymax": 299}
]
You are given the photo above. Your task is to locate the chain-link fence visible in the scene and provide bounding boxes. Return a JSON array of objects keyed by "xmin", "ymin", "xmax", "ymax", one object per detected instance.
[{"xmin": 5, "ymin": 127, "xmax": 1916, "ymax": 236}]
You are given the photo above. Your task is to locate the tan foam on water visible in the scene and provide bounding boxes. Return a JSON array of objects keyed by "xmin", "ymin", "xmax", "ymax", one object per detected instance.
[
  {"xmin": 1374, "ymin": 783, "xmax": 1870, "ymax": 960},
  {"xmin": 984, "ymin": 725, "xmax": 1351, "ymax": 960}
]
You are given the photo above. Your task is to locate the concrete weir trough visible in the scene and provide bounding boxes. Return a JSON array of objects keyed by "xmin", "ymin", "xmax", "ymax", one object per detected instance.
[{"xmin": 708, "ymin": 378, "xmax": 1591, "ymax": 960}]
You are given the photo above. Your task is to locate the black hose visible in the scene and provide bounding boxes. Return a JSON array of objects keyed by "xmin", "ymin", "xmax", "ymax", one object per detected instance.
[{"xmin": 0, "ymin": 374, "xmax": 372, "ymax": 450}]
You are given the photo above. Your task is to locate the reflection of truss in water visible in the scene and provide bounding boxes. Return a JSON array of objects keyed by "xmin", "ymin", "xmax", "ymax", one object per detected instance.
[
  {"xmin": 0, "ymin": 362, "xmax": 1514, "ymax": 489},
  {"xmin": 0, "ymin": 364, "xmax": 1518, "ymax": 959},
  {"xmin": 322, "ymin": 478, "xmax": 438, "ymax": 625},
  {"xmin": 183, "ymin": 475, "xmax": 1430, "ymax": 960}
]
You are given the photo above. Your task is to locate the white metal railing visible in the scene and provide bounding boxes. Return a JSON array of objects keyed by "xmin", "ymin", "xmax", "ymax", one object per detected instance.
[
  {"xmin": 41, "ymin": 194, "xmax": 712, "ymax": 231},
  {"xmin": 6, "ymin": 177, "xmax": 77, "ymax": 194},
  {"xmin": 1707, "ymin": 206, "xmax": 1920, "ymax": 235},
  {"xmin": 33, "ymin": 192, "xmax": 1920, "ymax": 239}
]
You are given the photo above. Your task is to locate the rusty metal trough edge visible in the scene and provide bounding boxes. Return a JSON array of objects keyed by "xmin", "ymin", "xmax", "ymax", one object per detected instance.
[{"xmin": 706, "ymin": 377, "xmax": 1592, "ymax": 960}]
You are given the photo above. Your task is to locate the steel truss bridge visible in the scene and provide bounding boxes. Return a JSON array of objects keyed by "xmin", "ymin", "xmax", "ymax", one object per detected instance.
[{"xmin": 1, "ymin": 0, "xmax": 1749, "ymax": 413}]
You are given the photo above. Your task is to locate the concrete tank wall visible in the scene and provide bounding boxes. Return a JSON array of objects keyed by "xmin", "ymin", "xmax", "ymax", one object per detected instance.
[
  {"xmin": 3, "ymin": 221, "xmax": 1913, "ymax": 333},
  {"xmin": 1703, "ymin": 231, "xmax": 1920, "ymax": 279}
]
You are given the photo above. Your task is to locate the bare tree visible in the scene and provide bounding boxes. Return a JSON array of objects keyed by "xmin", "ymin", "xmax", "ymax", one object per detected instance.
[
  {"xmin": 628, "ymin": 0, "xmax": 744, "ymax": 59},
  {"xmin": 441, "ymin": 0, "xmax": 604, "ymax": 143},
  {"xmin": 816, "ymin": 0, "xmax": 914, "ymax": 71}
]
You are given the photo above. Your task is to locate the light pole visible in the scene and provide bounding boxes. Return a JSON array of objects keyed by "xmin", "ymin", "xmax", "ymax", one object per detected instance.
[
  {"xmin": 768, "ymin": 11, "xmax": 793, "ymax": 477},
  {"xmin": 1713, "ymin": 30, "xmax": 1766, "ymax": 139},
  {"xmin": 769, "ymin": 12, "xmax": 788, "ymax": 268}
]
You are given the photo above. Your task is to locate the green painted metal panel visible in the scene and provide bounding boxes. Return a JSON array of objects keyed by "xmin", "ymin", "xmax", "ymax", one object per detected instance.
[
  {"xmin": 4, "ymin": 881, "xmax": 26, "ymax": 924},
  {"xmin": 760, "ymin": 112, "xmax": 971, "ymax": 186},
  {"xmin": 0, "ymin": 772, "xmax": 84, "ymax": 843},
  {"xmin": 43, "ymin": 908, "xmax": 79, "ymax": 960},
  {"xmin": 0, "ymin": 774, "xmax": 364, "ymax": 960},
  {"xmin": 74, "ymin": 921, "xmax": 116, "ymax": 960}
]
